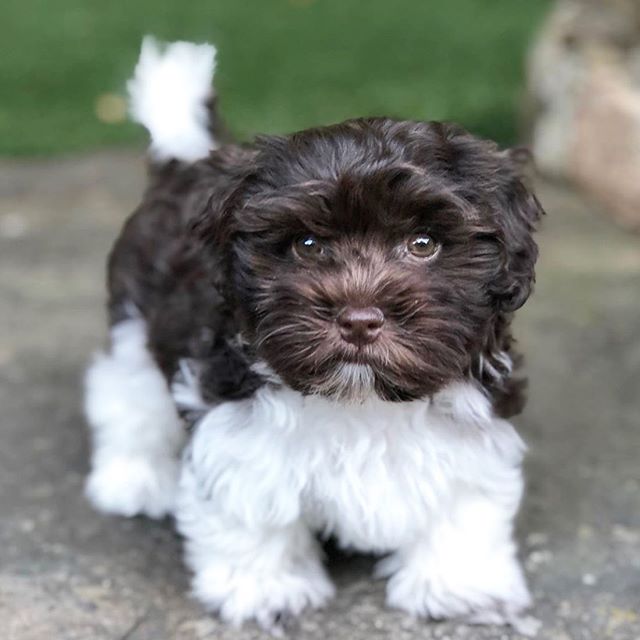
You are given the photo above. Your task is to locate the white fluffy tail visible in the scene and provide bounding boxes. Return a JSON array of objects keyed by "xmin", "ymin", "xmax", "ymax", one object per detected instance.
[{"xmin": 128, "ymin": 36, "xmax": 218, "ymax": 163}]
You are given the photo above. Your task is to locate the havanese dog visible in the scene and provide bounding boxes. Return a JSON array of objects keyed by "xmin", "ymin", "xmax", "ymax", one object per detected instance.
[{"xmin": 85, "ymin": 37, "xmax": 543, "ymax": 634}]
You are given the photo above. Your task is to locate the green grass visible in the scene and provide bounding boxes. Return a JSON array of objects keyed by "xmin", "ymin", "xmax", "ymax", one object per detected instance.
[{"xmin": 1, "ymin": 0, "xmax": 550, "ymax": 156}]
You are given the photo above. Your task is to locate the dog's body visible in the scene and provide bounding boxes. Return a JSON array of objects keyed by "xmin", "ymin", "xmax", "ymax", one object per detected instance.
[{"xmin": 85, "ymin": 38, "xmax": 542, "ymax": 632}]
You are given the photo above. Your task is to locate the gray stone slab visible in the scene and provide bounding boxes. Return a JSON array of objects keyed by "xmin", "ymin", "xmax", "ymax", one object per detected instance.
[{"xmin": 1, "ymin": 153, "xmax": 638, "ymax": 639}]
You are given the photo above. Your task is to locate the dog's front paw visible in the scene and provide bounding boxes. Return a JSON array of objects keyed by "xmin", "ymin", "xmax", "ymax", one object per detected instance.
[
  {"xmin": 381, "ymin": 553, "xmax": 535, "ymax": 633},
  {"xmin": 192, "ymin": 559, "xmax": 335, "ymax": 629},
  {"xmin": 85, "ymin": 454, "xmax": 179, "ymax": 519}
]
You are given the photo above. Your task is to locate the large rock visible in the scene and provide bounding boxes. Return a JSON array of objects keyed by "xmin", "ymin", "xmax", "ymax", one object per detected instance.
[{"xmin": 527, "ymin": 0, "xmax": 640, "ymax": 230}]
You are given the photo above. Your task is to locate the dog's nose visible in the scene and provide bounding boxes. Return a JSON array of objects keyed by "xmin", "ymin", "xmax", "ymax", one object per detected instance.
[{"xmin": 337, "ymin": 306, "xmax": 385, "ymax": 345}]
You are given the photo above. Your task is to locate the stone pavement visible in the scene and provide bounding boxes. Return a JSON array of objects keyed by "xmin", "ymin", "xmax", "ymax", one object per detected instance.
[{"xmin": 0, "ymin": 152, "xmax": 638, "ymax": 640}]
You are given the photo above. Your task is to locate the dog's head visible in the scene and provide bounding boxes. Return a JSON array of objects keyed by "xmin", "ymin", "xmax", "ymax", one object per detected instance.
[{"xmin": 198, "ymin": 118, "xmax": 542, "ymax": 402}]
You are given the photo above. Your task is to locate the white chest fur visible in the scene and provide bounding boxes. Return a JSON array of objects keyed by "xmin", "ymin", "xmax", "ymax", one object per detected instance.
[
  {"xmin": 86, "ymin": 320, "xmax": 533, "ymax": 626},
  {"xmin": 183, "ymin": 381, "xmax": 525, "ymax": 552}
]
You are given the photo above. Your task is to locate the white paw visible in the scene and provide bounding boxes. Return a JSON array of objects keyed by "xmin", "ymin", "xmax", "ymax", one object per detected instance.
[
  {"xmin": 381, "ymin": 554, "xmax": 533, "ymax": 632},
  {"xmin": 192, "ymin": 559, "xmax": 335, "ymax": 629},
  {"xmin": 468, "ymin": 610, "xmax": 541, "ymax": 637},
  {"xmin": 86, "ymin": 454, "xmax": 179, "ymax": 519}
]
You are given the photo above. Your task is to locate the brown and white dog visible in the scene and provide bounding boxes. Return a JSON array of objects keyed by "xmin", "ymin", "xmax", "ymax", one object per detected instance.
[{"xmin": 85, "ymin": 37, "xmax": 543, "ymax": 633}]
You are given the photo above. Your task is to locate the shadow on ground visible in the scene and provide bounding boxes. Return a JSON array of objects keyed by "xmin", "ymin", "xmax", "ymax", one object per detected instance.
[{"xmin": 0, "ymin": 153, "xmax": 638, "ymax": 639}]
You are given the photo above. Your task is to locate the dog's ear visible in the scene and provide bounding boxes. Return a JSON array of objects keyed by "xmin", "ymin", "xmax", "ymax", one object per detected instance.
[
  {"xmin": 191, "ymin": 146, "xmax": 258, "ymax": 248},
  {"xmin": 489, "ymin": 149, "xmax": 544, "ymax": 312}
]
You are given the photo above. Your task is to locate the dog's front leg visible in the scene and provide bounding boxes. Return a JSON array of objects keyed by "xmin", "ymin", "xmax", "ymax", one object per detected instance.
[
  {"xmin": 377, "ymin": 476, "xmax": 536, "ymax": 633},
  {"xmin": 174, "ymin": 399, "xmax": 335, "ymax": 628}
]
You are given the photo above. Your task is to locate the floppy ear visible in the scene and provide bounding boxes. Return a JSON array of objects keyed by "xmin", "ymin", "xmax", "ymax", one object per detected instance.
[
  {"xmin": 190, "ymin": 145, "xmax": 258, "ymax": 248},
  {"xmin": 490, "ymin": 150, "xmax": 544, "ymax": 312}
]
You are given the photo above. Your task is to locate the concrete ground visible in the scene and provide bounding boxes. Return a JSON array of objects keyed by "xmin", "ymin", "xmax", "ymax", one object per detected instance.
[{"xmin": 0, "ymin": 152, "xmax": 638, "ymax": 640}]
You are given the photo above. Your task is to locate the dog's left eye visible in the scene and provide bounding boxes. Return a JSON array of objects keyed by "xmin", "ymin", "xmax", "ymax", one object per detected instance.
[
  {"xmin": 406, "ymin": 233, "xmax": 439, "ymax": 259},
  {"xmin": 292, "ymin": 235, "xmax": 325, "ymax": 260}
]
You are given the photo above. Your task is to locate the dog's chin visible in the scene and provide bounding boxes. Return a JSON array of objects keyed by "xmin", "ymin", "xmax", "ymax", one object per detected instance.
[
  {"xmin": 311, "ymin": 362, "xmax": 377, "ymax": 403},
  {"xmin": 274, "ymin": 358, "xmax": 432, "ymax": 404},
  {"xmin": 256, "ymin": 335, "xmax": 446, "ymax": 403}
]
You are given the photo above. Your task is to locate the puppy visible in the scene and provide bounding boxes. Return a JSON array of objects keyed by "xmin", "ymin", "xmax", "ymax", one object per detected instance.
[{"xmin": 85, "ymin": 38, "xmax": 543, "ymax": 633}]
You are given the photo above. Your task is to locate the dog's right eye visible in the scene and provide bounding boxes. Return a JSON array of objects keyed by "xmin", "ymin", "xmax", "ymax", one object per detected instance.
[{"xmin": 292, "ymin": 235, "xmax": 325, "ymax": 260}]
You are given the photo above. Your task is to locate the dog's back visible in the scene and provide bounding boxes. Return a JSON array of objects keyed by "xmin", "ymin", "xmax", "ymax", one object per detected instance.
[
  {"xmin": 106, "ymin": 38, "xmax": 258, "ymax": 392},
  {"xmin": 84, "ymin": 38, "xmax": 254, "ymax": 518}
]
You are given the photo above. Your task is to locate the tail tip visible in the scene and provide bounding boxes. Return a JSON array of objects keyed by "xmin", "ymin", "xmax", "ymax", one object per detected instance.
[{"xmin": 128, "ymin": 36, "xmax": 218, "ymax": 163}]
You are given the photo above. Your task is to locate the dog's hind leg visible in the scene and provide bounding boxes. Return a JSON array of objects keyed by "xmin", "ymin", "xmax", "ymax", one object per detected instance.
[
  {"xmin": 83, "ymin": 37, "xmax": 220, "ymax": 519},
  {"xmin": 84, "ymin": 316, "xmax": 185, "ymax": 518}
]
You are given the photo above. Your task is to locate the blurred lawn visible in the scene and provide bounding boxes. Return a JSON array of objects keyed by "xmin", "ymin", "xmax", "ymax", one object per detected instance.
[{"xmin": 1, "ymin": 0, "xmax": 550, "ymax": 156}]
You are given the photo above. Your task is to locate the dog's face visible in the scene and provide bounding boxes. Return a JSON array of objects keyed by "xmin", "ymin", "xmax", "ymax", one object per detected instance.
[{"xmin": 201, "ymin": 119, "xmax": 542, "ymax": 401}]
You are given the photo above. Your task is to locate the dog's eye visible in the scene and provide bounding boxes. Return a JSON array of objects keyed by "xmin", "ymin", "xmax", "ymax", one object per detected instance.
[
  {"xmin": 292, "ymin": 235, "xmax": 325, "ymax": 260},
  {"xmin": 407, "ymin": 234, "xmax": 439, "ymax": 259}
]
